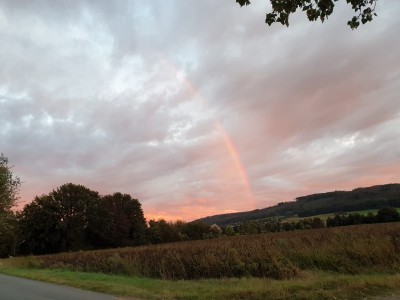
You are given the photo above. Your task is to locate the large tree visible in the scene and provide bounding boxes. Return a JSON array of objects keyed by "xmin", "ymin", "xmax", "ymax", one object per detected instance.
[
  {"xmin": 19, "ymin": 184, "xmax": 148, "ymax": 254},
  {"xmin": 90, "ymin": 193, "xmax": 147, "ymax": 247},
  {"xmin": 18, "ymin": 195, "xmax": 64, "ymax": 254},
  {"xmin": 236, "ymin": 0, "xmax": 378, "ymax": 29},
  {"xmin": 103, "ymin": 193, "xmax": 147, "ymax": 246},
  {"xmin": 0, "ymin": 154, "xmax": 21, "ymax": 212},
  {"xmin": 19, "ymin": 183, "xmax": 101, "ymax": 254},
  {"xmin": 0, "ymin": 154, "xmax": 21, "ymax": 257}
]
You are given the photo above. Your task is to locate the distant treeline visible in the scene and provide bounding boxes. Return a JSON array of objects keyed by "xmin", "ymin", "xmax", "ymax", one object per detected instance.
[
  {"xmin": 326, "ymin": 207, "xmax": 400, "ymax": 227},
  {"xmin": 226, "ymin": 207, "xmax": 400, "ymax": 235},
  {"xmin": 297, "ymin": 197, "xmax": 400, "ymax": 217}
]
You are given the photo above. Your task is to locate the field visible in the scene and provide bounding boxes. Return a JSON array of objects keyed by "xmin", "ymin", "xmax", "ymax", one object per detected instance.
[{"xmin": 1, "ymin": 222, "xmax": 400, "ymax": 299}]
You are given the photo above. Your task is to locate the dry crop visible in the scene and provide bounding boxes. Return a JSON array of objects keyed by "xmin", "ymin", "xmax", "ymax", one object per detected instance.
[{"xmin": 9, "ymin": 223, "xmax": 400, "ymax": 280}]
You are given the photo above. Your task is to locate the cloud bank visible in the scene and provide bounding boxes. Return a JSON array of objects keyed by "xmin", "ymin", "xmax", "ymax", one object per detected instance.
[{"xmin": 1, "ymin": 0, "xmax": 399, "ymax": 220}]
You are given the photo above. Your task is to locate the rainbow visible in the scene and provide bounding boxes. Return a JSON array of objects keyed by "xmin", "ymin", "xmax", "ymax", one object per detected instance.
[
  {"xmin": 159, "ymin": 55, "xmax": 255, "ymax": 209},
  {"xmin": 215, "ymin": 121, "xmax": 255, "ymax": 208}
]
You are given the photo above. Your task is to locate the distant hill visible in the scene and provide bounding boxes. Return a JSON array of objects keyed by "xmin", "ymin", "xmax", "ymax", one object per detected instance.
[{"xmin": 195, "ymin": 183, "xmax": 400, "ymax": 226}]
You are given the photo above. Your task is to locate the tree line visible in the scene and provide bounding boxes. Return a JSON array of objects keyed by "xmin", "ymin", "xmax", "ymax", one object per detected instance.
[
  {"xmin": 223, "ymin": 207, "xmax": 400, "ymax": 235},
  {"xmin": 0, "ymin": 154, "xmax": 216, "ymax": 257},
  {"xmin": 1, "ymin": 182, "xmax": 215, "ymax": 257},
  {"xmin": 1, "ymin": 181, "xmax": 148, "ymax": 256}
]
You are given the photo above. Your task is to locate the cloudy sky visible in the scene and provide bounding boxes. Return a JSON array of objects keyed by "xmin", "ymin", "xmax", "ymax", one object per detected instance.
[{"xmin": 1, "ymin": 0, "xmax": 399, "ymax": 221}]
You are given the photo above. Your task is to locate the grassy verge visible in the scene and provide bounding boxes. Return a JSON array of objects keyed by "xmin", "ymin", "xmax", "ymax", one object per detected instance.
[{"xmin": 0, "ymin": 267, "xmax": 400, "ymax": 300}]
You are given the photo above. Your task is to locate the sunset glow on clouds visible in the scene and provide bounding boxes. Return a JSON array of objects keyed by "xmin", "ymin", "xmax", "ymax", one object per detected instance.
[{"xmin": 1, "ymin": 1, "xmax": 399, "ymax": 221}]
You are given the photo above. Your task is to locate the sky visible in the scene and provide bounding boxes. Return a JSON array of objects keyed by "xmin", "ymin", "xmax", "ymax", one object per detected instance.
[{"xmin": 1, "ymin": 0, "xmax": 399, "ymax": 221}]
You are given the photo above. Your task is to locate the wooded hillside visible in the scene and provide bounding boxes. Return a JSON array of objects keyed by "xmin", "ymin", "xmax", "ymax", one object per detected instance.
[{"xmin": 196, "ymin": 184, "xmax": 400, "ymax": 226}]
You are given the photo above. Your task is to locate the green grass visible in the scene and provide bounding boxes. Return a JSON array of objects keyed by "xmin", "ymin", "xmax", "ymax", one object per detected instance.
[{"xmin": 0, "ymin": 267, "xmax": 399, "ymax": 300}]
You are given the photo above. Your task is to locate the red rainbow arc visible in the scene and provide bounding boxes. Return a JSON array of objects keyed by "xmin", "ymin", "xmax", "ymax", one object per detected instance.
[{"xmin": 158, "ymin": 55, "xmax": 255, "ymax": 210}]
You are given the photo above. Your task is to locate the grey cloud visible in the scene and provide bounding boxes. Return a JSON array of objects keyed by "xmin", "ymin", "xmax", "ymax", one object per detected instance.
[{"xmin": 1, "ymin": 0, "xmax": 399, "ymax": 219}]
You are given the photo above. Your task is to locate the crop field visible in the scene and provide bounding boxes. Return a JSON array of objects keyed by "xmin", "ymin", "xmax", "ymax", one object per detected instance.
[{"xmin": 4, "ymin": 223, "xmax": 400, "ymax": 281}]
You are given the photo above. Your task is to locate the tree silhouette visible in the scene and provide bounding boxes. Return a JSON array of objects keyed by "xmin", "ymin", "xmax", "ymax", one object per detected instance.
[
  {"xmin": 0, "ymin": 154, "xmax": 21, "ymax": 257},
  {"xmin": 236, "ymin": 0, "xmax": 378, "ymax": 29},
  {"xmin": 19, "ymin": 184, "xmax": 100, "ymax": 254}
]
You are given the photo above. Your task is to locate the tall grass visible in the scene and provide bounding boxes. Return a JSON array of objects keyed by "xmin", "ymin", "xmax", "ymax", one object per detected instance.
[{"xmin": 4, "ymin": 223, "xmax": 400, "ymax": 280}]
